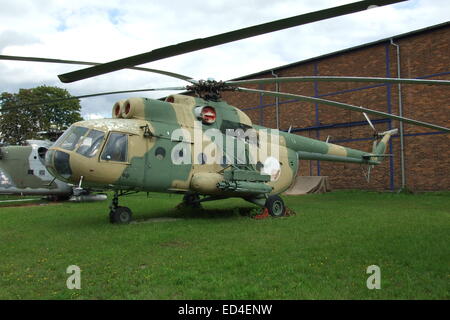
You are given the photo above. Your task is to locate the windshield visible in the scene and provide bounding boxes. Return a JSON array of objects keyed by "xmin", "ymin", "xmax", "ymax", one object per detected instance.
[
  {"xmin": 76, "ymin": 129, "xmax": 105, "ymax": 158},
  {"xmin": 54, "ymin": 126, "xmax": 106, "ymax": 158},
  {"xmin": 55, "ymin": 126, "xmax": 89, "ymax": 151}
]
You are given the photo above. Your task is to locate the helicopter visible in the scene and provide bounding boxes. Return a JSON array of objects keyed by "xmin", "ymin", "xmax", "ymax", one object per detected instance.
[
  {"xmin": 0, "ymin": 0, "xmax": 448, "ymax": 223},
  {"xmin": 0, "ymin": 127, "xmax": 107, "ymax": 202},
  {"xmin": 0, "ymin": 138, "xmax": 72, "ymax": 200}
]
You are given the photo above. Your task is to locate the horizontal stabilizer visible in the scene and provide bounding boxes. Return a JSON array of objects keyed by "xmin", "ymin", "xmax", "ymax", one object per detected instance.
[
  {"xmin": 362, "ymin": 154, "xmax": 393, "ymax": 159},
  {"xmin": 297, "ymin": 151, "xmax": 378, "ymax": 164},
  {"xmin": 379, "ymin": 128, "xmax": 398, "ymax": 136}
]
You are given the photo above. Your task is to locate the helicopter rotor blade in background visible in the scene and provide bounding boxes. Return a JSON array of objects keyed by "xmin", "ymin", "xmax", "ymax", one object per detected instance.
[
  {"xmin": 227, "ymin": 76, "xmax": 450, "ymax": 86},
  {"xmin": 58, "ymin": 0, "xmax": 406, "ymax": 83},
  {"xmin": 0, "ymin": 54, "xmax": 196, "ymax": 83},
  {"xmin": 0, "ymin": 86, "xmax": 187, "ymax": 112},
  {"xmin": 236, "ymin": 87, "xmax": 450, "ymax": 133}
]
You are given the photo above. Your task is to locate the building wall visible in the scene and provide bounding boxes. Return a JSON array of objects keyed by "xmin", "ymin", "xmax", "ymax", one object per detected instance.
[{"xmin": 221, "ymin": 24, "xmax": 450, "ymax": 191}]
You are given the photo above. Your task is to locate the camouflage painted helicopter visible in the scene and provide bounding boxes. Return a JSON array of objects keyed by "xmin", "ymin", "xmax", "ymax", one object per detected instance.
[
  {"xmin": 0, "ymin": 0, "xmax": 448, "ymax": 223},
  {"xmin": 0, "ymin": 128, "xmax": 107, "ymax": 202}
]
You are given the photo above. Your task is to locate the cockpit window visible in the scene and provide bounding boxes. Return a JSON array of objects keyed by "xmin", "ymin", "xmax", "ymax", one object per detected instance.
[
  {"xmin": 53, "ymin": 126, "xmax": 74, "ymax": 148},
  {"xmin": 76, "ymin": 129, "xmax": 105, "ymax": 158},
  {"xmin": 56, "ymin": 126, "xmax": 89, "ymax": 151},
  {"xmin": 101, "ymin": 133, "xmax": 128, "ymax": 162}
]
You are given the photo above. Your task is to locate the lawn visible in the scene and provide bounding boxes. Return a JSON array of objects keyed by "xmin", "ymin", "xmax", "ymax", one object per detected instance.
[{"xmin": 0, "ymin": 190, "xmax": 448, "ymax": 300}]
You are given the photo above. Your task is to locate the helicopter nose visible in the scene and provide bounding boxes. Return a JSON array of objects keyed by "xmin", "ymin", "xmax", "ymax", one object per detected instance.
[{"xmin": 45, "ymin": 149, "xmax": 72, "ymax": 181}]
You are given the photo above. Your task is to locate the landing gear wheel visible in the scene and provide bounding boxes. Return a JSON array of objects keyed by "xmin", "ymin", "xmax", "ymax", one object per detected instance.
[
  {"xmin": 180, "ymin": 192, "xmax": 202, "ymax": 209},
  {"xmin": 265, "ymin": 195, "xmax": 285, "ymax": 217},
  {"xmin": 110, "ymin": 206, "xmax": 133, "ymax": 224}
]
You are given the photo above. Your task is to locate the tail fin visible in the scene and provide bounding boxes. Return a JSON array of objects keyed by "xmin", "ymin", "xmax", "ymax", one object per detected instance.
[
  {"xmin": 372, "ymin": 128, "xmax": 398, "ymax": 162},
  {"xmin": 362, "ymin": 128, "xmax": 397, "ymax": 182}
]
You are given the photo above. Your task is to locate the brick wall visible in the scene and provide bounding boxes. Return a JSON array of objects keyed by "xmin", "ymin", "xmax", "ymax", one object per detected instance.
[{"xmin": 222, "ymin": 24, "xmax": 450, "ymax": 191}]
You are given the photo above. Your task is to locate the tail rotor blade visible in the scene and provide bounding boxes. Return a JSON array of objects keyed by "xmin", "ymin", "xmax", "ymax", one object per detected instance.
[{"xmin": 363, "ymin": 112, "xmax": 377, "ymax": 132}]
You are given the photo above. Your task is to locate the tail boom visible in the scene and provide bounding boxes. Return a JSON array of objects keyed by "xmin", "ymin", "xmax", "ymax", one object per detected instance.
[{"xmin": 279, "ymin": 129, "xmax": 397, "ymax": 165}]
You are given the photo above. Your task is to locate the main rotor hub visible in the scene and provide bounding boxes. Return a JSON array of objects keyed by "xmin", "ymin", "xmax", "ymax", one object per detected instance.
[{"xmin": 187, "ymin": 80, "xmax": 236, "ymax": 101}]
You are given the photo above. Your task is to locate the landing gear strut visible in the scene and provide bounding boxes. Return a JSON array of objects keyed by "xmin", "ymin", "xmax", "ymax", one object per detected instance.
[
  {"xmin": 109, "ymin": 190, "xmax": 133, "ymax": 224},
  {"xmin": 177, "ymin": 192, "xmax": 229, "ymax": 209},
  {"xmin": 178, "ymin": 192, "xmax": 202, "ymax": 209}
]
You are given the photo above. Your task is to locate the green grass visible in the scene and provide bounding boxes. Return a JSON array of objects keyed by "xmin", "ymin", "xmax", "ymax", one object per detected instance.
[{"xmin": 0, "ymin": 190, "xmax": 449, "ymax": 300}]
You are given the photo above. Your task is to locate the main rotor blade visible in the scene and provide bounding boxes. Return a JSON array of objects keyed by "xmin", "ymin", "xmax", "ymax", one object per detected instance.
[
  {"xmin": 58, "ymin": 0, "xmax": 406, "ymax": 83},
  {"xmin": 0, "ymin": 54, "xmax": 196, "ymax": 83},
  {"xmin": 237, "ymin": 87, "xmax": 450, "ymax": 133},
  {"xmin": 0, "ymin": 86, "xmax": 186, "ymax": 112},
  {"xmin": 227, "ymin": 76, "xmax": 450, "ymax": 86}
]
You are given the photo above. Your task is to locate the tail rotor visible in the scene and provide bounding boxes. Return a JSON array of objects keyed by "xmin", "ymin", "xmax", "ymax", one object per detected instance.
[{"xmin": 362, "ymin": 113, "xmax": 398, "ymax": 182}]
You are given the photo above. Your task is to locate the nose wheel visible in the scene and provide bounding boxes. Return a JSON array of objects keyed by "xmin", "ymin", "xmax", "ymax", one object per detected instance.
[{"xmin": 109, "ymin": 191, "xmax": 133, "ymax": 224}]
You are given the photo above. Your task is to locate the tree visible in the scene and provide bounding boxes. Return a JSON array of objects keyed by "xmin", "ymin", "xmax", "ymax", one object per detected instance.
[{"xmin": 0, "ymin": 86, "xmax": 83, "ymax": 145}]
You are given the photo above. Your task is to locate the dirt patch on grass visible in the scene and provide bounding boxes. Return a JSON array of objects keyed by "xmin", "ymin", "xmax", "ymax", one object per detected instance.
[
  {"xmin": 0, "ymin": 202, "xmax": 63, "ymax": 208},
  {"xmin": 159, "ymin": 240, "xmax": 191, "ymax": 248},
  {"xmin": 130, "ymin": 217, "xmax": 183, "ymax": 224}
]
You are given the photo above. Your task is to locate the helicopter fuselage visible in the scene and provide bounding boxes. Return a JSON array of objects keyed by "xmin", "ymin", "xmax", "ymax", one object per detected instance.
[{"xmin": 44, "ymin": 94, "xmax": 381, "ymax": 200}]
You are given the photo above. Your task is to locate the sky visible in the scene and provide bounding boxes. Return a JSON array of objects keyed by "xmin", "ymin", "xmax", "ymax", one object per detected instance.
[{"xmin": 0, "ymin": 0, "xmax": 448, "ymax": 120}]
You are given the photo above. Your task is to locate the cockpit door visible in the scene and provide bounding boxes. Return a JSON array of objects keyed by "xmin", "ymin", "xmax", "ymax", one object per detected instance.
[{"xmin": 99, "ymin": 132, "xmax": 143, "ymax": 188}]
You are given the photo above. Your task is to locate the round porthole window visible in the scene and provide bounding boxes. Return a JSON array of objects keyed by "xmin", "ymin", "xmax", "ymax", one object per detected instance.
[{"xmin": 155, "ymin": 147, "xmax": 166, "ymax": 160}]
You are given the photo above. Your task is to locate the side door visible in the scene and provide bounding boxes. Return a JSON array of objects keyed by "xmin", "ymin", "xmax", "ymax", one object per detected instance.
[
  {"xmin": 99, "ymin": 132, "xmax": 143, "ymax": 188},
  {"xmin": 142, "ymin": 123, "xmax": 193, "ymax": 192}
]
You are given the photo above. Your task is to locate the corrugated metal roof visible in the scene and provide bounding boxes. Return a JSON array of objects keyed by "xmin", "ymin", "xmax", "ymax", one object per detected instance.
[{"xmin": 231, "ymin": 21, "xmax": 450, "ymax": 80}]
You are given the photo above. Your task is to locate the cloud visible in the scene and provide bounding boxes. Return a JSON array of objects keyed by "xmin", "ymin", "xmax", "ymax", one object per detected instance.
[
  {"xmin": 0, "ymin": 30, "xmax": 41, "ymax": 51},
  {"xmin": 0, "ymin": 0, "xmax": 448, "ymax": 119},
  {"xmin": 84, "ymin": 112, "xmax": 107, "ymax": 120}
]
